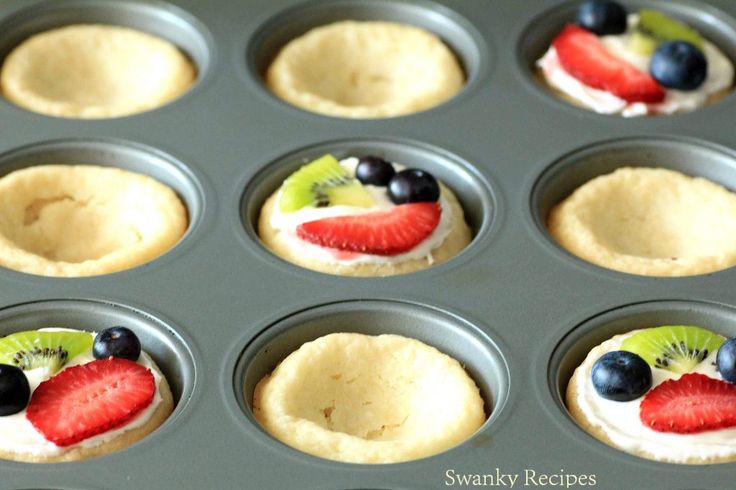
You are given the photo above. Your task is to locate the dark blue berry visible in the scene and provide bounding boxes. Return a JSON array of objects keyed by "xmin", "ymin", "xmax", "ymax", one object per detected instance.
[
  {"xmin": 388, "ymin": 169, "xmax": 440, "ymax": 204},
  {"xmin": 0, "ymin": 364, "xmax": 30, "ymax": 416},
  {"xmin": 591, "ymin": 351, "xmax": 652, "ymax": 401},
  {"xmin": 717, "ymin": 338, "xmax": 736, "ymax": 383},
  {"xmin": 575, "ymin": 0, "xmax": 628, "ymax": 36},
  {"xmin": 93, "ymin": 326, "xmax": 141, "ymax": 361},
  {"xmin": 355, "ymin": 156, "xmax": 395, "ymax": 187},
  {"xmin": 650, "ymin": 41, "xmax": 707, "ymax": 91}
]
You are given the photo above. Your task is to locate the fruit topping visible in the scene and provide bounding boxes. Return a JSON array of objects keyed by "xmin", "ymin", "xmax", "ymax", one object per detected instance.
[
  {"xmin": 639, "ymin": 373, "xmax": 736, "ymax": 433},
  {"xmin": 716, "ymin": 337, "xmax": 736, "ymax": 383},
  {"xmin": 388, "ymin": 169, "xmax": 440, "ymax": 204},
  {"xmin": 650, "ymin": 41, "xmax": 708, "ymax": 91},
  {"xmin": 553, "ymin": 24, "xmax": 666, "ymax": 103},
  {"xmin": 638, "ymin": 9, "xmax": 704, "ymax": 48},
  {"xmin": 93, "ymin": 326, "xmax": 141, "ymax": 361},
  {"xmin": 620, "ymin": 325, "xmax": 724, "ymax": 374},
  {"xmin": 575, "ymin": 0, "xmax": 628, "ymax": 36},
  {"xmin": 628, "ymin": 31, "xmax": 658, "ymax": 56},
  {"xmin": 279, "ymin": 154, "xmax": 373, "ymax": 213},
  {"xmin": 591, "ymin": 351, "xmax": 652, "ymax": 401},
  {"xmin": 297, "ymin": 202, "xmax": 441, "ymax": 256},
  {"xmin": 26, "ymin": 358, "xmax": 155, "ymax": 446},
  {"xmin": 0, "ymin": 330, "xmax": 92, "ymax": 374},
  {"xmin": 0, "ymin": 364, "xmax": 30, "ymax": 416},
  {"xmin": 355, "ymin": 156, "xmax": 395, "ymax": 187}
]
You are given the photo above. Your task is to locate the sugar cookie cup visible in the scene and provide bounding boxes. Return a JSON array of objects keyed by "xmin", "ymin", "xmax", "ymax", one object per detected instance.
[
  {"xmin": 0, "ymin": 165, "xmax": 188, "ymax": 277},
  {"xmin": 266, "ymin": 21, "xmax": 465, "ymax": 118},
  {"xmin": 253, "ymin": 333, "xmax": 485, "ymax": 463},
  {"xmin": 236, "ymin": 301, "xmax": 507, "ymax": 465},
  {"xmin": 0, "ymin": 24, "xmax": 196, "ymax": 118},
  {"xmin": 548, "ymin": 167, "xmax": 736, "ymax": 276}
]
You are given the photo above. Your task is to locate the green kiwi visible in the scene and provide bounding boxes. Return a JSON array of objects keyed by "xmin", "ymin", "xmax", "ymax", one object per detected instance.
[
  {"xmin": 620, "ymin": 325, "xmax": 724, "ymax": 373},
  {"xmin": 0, "ymin": 330, "xmax": 93, "ymax": 373},
  {"xmin": 628, "ymin": 31, "xmax": 659, "ymax": 56},
  {"xmin": 638, "ymin": 9, "xmax": 704, "ymax": 48},
  {"xmin": 279, "ymin": 154, "xmax": 374, "ymax": 213}
]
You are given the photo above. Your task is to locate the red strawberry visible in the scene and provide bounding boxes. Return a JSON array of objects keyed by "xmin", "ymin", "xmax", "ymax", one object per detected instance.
[
  {"xmin": 296, "ymin": 202, "xmax": 441, "ymax": 256},
  {"xmin": 26, "ymin": 358, "xmax": 155, "ymax": 446},
  {"xmin": 639, "ymin": 373, "xmax": 736, "ymax": 434},
  {"xmin": 553, "ymin": 24, "xmax": 666, "ymax": 103}
]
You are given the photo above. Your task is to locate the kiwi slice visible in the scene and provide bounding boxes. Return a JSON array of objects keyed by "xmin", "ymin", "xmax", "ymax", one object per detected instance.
[
  {"xmin": 620, "ymin": 325, "xmax": 724, "ymax": 373},
  {"xmin": 0, "ymin": 330, "xmax": 92, "ymax": 373},
  {"xmin": 279, "ymin": 154, "xmax": 374, "ymax": 213},
  {"xmin": 638, "ymin": 9, "xmax": 704, "ymax": 48},
  {"xmin": 628, "ymin": 31, "xmax": 659, "ymax": 56}
]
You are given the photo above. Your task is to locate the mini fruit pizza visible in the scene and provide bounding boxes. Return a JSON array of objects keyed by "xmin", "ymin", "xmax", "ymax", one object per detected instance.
[
  {"xmin": 0, "ymin": 327, "xmax": 173, "ymax": 462},
  {"xmin": 258, "ymin": 154, "xmax": 472, "ymax": 276},
  {"xmin": 567, "ymin": 325, "xmax": 736, "ymax": 463},
  {"xmin": 536, "ymin": 0, "xmax": 734, "ymax": 116}
]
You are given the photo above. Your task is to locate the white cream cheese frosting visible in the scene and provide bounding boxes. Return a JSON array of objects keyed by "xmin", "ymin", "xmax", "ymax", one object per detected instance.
[
  {"xmin": 537, "ymin": 14, "xmax": 734, "ymax": 116},
  {"xmin": 269, "ymin": 158, "xmax": 453, "ymax": 265},
  {"xmin": 0, "ymin": 329, "xmax": 164, "ymax": 457},
  {"xmin": 571, "ymin": 331, "xmax": 736, "ymax": 463}
]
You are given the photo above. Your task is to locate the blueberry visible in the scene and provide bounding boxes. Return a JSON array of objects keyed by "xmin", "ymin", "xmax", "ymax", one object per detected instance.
[
  {"xmin": 717, "ymin": 338, "xmax": 736, "ymax": 383},
  {"xmin": 355, "ymin": 156, "xmax": 395, "ymax": 186},
  {"xmin": 650, "ymin": 41, "xmax": 707, "ymax": 91},
  {"xmin": 387, "ymin": 169, "xmax": 440, "ymax": 204},
  {"xmin": 0, "ymin": 364, "xmax": 30, "ymax": 416},
  {"xmin": 591, "ymin": 351, "xmax": 652, "ymax": 402},
  {"xmin": 93, "ymin": 326, "xmax": 141, "ymax": 361},
  {"xmin": 575, "ymin": 0, "xmax": 628, "ymax": 36}
]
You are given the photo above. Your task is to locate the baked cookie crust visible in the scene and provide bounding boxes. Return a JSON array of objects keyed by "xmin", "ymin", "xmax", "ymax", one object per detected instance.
[
  {"xmin": 253, "ymin": 333, "xmax": 486, "ymax": 464},
  {"xmin": 548, "ymin": 167, "xmax": 736, "ymax": 276},
  {"xmin": 0, "ymin": 24, "xmax": 196, "ymax": 119},
  {"xmin": 266, "ymin": 21, "xmax": 464, "ymax": 118},
  {"xmin": 0, "ymin": 165, "xmax": 188, "ymax": 277}
]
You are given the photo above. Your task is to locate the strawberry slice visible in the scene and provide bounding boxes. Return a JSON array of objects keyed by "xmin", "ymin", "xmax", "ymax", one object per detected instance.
[
  {"xmin": 639, "ymin": 373, "xmax": 736, "ymax": 434},
  {"xmin": 553, "ymin": 24, "xmax": 666, "ymax": 103},
  {"xmin": 296, "ymin": 202, "xmax": 441, "ymax": 256},
  {"xmin": 26, "ymin": 358, "xmax": 155, "ymax": 446}
]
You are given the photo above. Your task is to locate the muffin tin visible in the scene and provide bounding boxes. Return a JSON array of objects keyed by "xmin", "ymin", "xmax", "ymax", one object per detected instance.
[{"xmin": 0, "ymin": 0, "xmax": 735, "ymax": 488}]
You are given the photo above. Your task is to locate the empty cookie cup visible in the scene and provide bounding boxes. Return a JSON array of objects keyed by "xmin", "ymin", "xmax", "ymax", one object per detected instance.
[
  {"xmin": 548, "ymin": 167, "xmax": 736, "ymax": 276},
  {"xmin": 0, "ymin": 165, "xmax": 188, "ymax": 277},
  {"xmin": 0, "ymin": 24, "xmax": 196, "ymax": 118},
  {"xmin": 266, "ymin": 21, "xmax": 465, "ymax": 118},
  {"xmin": 252, "ymin": 332, "xmax": 486, "ymax": 464}
]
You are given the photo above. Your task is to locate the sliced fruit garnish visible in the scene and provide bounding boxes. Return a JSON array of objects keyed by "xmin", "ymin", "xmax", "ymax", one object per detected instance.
[
  {"xmin": 296, "ymin": 202, "xmax": 441, "ymax": 256},
  {"xmin": 279, "ymin": 154, "xmax": 374, "ymax": 213},
  {"xmin": 0, "ymin": 330, "xmax": 92, "ymax": 374},
  {"xmin": 620, "ymin": 325, "xmax": 725, "ymax": 374},
  {"xmin": 553, "ymin": 24, "xmax": 666, "ymax": 103},
  {"xmin": 26, "ymin": 358, "xmax": 155, "ymax": 446},
  {"xmin": 640, "ymin": 373, "xmax": 736, "ymax": 433},
  {"xmin": 628, "ymin": 30, "xmax": 658, "ymax": 56},
  {"xmin": 638, "ymin": 9, "xmax": 704, "ymax": 48}
]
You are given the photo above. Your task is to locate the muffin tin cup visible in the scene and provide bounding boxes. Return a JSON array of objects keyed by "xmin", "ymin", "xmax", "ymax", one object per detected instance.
[
  {"xmin": 0, "ymin": 298, "xmax": 197, "ymax": 450},
  {"xmin": 544, "ymin": 300, "xmax": 736, "ymax": 469},
  {"xmin": 244, "ymin": 0, "xmax": 489, "ymax": 120},
  {"xmin": 237, "ymin": 137, "xmax": 500, "ymax": 278},
  {"xmin": 1, "ymin": 0, "xmax": 736, "ymax": 488},
  {"xmin": 0, "ymin": 138, "xmax": 208, "ymax": 279},
  {"xmin": 0, "ymin": 0, "xmax": 215, "ymax": 118},
  {"xmin": 528, "ymin": 136, "xmax": 736, "ymax": 278},
  {"xmin": 231, "ymin": 300, "xmax": 509, "ymax": 464},
  {"xmin": 515, "ymin": 0, "xmax": 736, "ymax": 118}
]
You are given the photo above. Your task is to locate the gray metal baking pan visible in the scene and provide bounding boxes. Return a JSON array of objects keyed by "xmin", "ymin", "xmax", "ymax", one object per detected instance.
[{"xmin": 0, "ymin": 0, "xmax": 735, "ymax": 488}]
